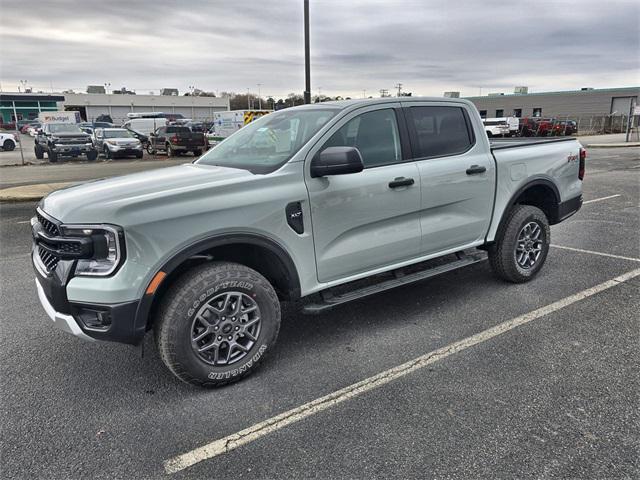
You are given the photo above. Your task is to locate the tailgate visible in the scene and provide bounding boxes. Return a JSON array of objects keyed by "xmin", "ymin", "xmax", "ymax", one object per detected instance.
[{"xmin": 177, "ymin": 133, "xmax": 205, "ymax": 147}]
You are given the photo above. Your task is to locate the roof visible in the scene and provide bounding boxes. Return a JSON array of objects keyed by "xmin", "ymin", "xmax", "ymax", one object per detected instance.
[
  {"xmin": 0, "ymin": 93, "xmax": 65, "ymax": 102},
  {"xmin": 464, "ymin": 86, "xmax": 639, "ymax": 100},
  {"xmin": 296, "ymin": 96, "xmax": 472, "ymax": 111}
]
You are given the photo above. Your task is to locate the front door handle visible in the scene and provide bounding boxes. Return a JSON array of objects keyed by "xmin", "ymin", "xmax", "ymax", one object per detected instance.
[
  {"xmin": 388, "ymin": 177, "xmax": 415, "ymax": 188},
  {"xmin": 466, "ymin": 165, "xmax": 487, "ymax": 175}
]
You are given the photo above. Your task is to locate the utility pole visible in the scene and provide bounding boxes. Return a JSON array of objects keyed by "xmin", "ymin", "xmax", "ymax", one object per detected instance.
[
  {"xmin": 303, "ymin": 0, "xmax": 311, "ymax": 104},
  {"xmin": 257, "ymin": 83, "xmax": 262, "ymax": 109},
  {"xmin": 247, "ymin": 88, "xmax": 251, "ymax": 109},
  {"xmin": 379, "ymin": 89, "xmax": 389, "ymax": 97},
  {"xmin": 362, "ymin": 89, "xmax": 366, "ymax": 98},
  {"xmin": 395, "ymin": 83, "xmax": 403, "ymax": 97}
]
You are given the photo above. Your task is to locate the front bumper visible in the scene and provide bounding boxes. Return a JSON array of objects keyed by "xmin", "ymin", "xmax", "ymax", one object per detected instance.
[
  {"xmin": 106, "ymin": 144, "xmax": 143, "ymax": 153},
  {"xmin": 51, "ymin": 143, "xmax": 94, "ymax": 155},
  {"xmin": 35, "ymin": 279, "xmax": 95, "ymax": 341},
  {"xmin": 34, "ymin": 270, "xmax": 144, "ymax": 344}
]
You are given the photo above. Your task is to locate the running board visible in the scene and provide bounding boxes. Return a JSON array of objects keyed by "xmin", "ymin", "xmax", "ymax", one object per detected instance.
[{"xmin": 303, "ymin": 252, "xmax": 487, "ymax": 314}]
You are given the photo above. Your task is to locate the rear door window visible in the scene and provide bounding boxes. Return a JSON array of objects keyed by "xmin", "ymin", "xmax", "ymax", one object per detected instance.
[{"xmin": 407, "ymin": 106, "xmax": 474, "ymax": 158}]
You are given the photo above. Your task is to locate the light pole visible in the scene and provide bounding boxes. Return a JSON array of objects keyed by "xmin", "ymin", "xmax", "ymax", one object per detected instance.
[
  {"xmin": 19, "ymin": 79, "xmax": 27, "ymax": 93},
  {"xmin": 303, "ymin": 0, "xmax": 311, "ymax": 104},
  {"xmin": 247, "ymin": 88, "xmax": 251, "ymax": 109},
  {"xmin": 257, "ymin": 83, "xmax": 262, "ymax": 109},
  {"xmin": 104, "ymin": 82, "xmax": 111, "ymax": 94}
]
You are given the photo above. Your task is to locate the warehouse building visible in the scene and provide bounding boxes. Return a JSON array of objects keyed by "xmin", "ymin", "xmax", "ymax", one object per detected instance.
[
  {"xmin": 0, "ymin": 93, "xmax": 65, "ymax": 124},
  {"xmin": 464, "ymin": 86, "xmax": 638, "ymax": 120},
  {"xmin": 62, "ymin": 93, "xmax": 229, "ymax": 124},
  {"xmin": 0, "ymin": 92, "xmax": 229, "ymax": 126}
]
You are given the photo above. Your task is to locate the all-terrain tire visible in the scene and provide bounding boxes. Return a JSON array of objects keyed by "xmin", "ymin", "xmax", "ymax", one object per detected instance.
[
  {"xmin": 488, "ymin": 205, "xmax": 550, "ymax": 283},
  {"xmin": 48, "ymin": 148, "xmax": 58, "ymax": 163},
  {"xmin": 86, "ymin": 150, "xmax": 98, "ymax": 161},
  {"xmin": 154, "ymin": 262, "xmax": 281, "ymax": 388}
]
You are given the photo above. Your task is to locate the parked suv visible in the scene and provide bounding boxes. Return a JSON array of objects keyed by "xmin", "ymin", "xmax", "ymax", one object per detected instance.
[
  {"xmin": 32, "ymin": 98, "xmax": 584, "ymax": 387},
  {"xmin": 34, "ymin": 123, "xmax": 97, "ymax": 162},
  {"xmin": 93, "ymin": 128, "xmax": 144, "ymax": 159}
]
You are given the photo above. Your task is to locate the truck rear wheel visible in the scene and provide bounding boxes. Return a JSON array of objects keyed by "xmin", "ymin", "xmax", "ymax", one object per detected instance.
[
  {"xmin": 154, "ymin": 262, "xmax": 281, "ymax": 387},
  {"xmin": 488, "ymin": 205, "xmax": 550, "ymax": 283},
  {"xmin": 34, "ymin": 144, "xmax": 44, "ymax": 159},
  {"xmin": 3, "ymin": 139, "xmax": 15, "ymax": 151}
]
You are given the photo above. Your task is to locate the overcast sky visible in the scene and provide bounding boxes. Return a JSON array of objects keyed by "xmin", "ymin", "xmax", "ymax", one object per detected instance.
[{"xmin": 1, "ymin": 0, "xmax": 638, "ymax": 98}]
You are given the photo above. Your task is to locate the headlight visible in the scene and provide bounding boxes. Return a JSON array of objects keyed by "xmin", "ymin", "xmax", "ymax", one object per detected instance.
[
  {"xmin": 60, "ymin": 224, "xmax": 124, "ymax": 276},
  {"xmin": 106, "ymin": 140, "xmax": 118, "ymax": 146},
  {"xmin": 51, "ymin": 136, "xmax": 60, "ymax": 143}
]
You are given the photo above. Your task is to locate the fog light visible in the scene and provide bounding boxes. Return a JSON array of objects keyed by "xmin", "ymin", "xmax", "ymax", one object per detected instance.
[{"xmin": 76, "ymin": 308, "xmax": 111, "ymax": 331}]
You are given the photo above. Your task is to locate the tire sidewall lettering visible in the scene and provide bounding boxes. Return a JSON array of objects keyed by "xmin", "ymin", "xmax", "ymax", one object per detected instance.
[{"xmin": 187, "ymin": 281, "xmax": 255, "ymax": 317}]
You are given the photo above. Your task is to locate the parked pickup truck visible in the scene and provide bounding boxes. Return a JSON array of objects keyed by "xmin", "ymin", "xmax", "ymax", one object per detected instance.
[
  {"xmin": 31, "ymin": 98, "xmax": 584, "ymax": 387},
  {"xmin": 34, "ymin": 123, "xmax": 97, "ymax": 162},
  {"xmin": 146, "ymin": 125, "xmax": 207, "ymax": 157}
]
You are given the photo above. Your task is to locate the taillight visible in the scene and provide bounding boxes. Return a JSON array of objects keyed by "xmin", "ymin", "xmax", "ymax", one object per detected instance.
[
  {"xmin": 579, "ymin": 148, "xmax": 586, "ymax": 180},
  {"xmin": 171, "ymin": 135, "xmax": 179, "ymax": 144}
]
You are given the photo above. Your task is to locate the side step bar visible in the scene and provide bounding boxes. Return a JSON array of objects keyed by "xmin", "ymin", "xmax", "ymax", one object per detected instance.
[{"xmin": 303, "ymin": 251, "xmax": 487, "ymax": 314}]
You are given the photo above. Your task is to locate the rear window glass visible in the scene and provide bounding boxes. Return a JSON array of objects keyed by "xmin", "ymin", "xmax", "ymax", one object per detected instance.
[
  {"xmin": 166, "ymin": 126, "xmax": 191, "ymax": 134},
  {"xmin": 408, "ymin": 106, "xmax": 474, "ymax": 158}
]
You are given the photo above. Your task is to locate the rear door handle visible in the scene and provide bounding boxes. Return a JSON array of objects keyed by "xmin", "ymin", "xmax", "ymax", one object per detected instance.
[
  {"xmin": 388, "ymin": 177, "xmax": 415, "ymax": 188},
  {"xmin": 466, "ymin": 165, "xmax": 486, "ymax": 175}
]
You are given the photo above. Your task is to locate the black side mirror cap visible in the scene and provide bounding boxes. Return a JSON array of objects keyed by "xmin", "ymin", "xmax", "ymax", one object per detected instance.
[{"xmin": 310, "ymin": 146, "xmax": 364, "ymax": 178}]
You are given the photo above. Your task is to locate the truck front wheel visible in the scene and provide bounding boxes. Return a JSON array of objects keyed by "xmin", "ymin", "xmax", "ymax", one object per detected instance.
[
  {"xmin": 488, "ymin": 205, "xmax": 550, "ymax": 283},
  {"xmin": 154, "ymin": 262, "xmax": 281, "ymax": 387},
  {"xmin": 34, "ymin": 144, "xmax": 44, "ymax": 159},
  {"xmin": 48, "ymin": 148, "xmax": 58, "ymax": 163},
  {"xmin": 3, "ymin": 139, "xmax": 15, "ymax": 151}
]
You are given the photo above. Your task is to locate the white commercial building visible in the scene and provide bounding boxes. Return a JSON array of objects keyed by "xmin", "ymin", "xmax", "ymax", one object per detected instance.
[{"xmin": 61, "ymin": 93, "xmax": 229, "ymax": 124}]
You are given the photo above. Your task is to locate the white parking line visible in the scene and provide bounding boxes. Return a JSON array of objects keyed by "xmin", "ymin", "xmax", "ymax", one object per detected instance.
[
  {"xmin": 163, "ymin": 267, "xmax": 640, "ymax": 474},
  {"xmin": 15, "ymin": 220, "xmax": 31, "ymax": 224},
  {"xmin": 551, "ymin": 244, "xmax": 640, "ymax": 263},
  {"xmin": 582, "ymin": 194, "xmax": 621, "ymax": 205}
]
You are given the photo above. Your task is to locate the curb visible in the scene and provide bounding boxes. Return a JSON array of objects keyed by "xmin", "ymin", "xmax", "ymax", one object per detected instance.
[
  {"xmin": 0, "ymin": 182, "xmax": 72, "ymax": 202},
  {"xmin": 585, "ymin": 142, "xmax": 640, "ymax": 148}
]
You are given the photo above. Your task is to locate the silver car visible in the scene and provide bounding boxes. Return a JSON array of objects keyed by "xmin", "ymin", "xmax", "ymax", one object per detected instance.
[{"xmin": 93, "ymin": 128, "xmax": 143, "ymax": 159}]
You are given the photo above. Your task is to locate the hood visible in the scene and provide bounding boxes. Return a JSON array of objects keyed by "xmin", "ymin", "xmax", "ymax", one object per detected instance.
[
  {"xmin": 104, "ymin": 137, "xmax": 141, "ymax": 144},
  {"xmin": 41, "ymin": 163, "xmax": 254, "ymax": 225},
  {"xmin": 51, "ymin": 131, "xmax": 91, "ymax": 138}
]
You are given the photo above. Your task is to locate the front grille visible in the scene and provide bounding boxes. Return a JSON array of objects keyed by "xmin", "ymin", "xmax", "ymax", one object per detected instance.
[
  {"xmin": 38, "ymin": 246, "xmax": 60, "ymax": 272},
  {"xmin": 35, "ymin": 210, "xmax": 62, "ymax": 273},
  {"xmin": 57, "ymin": 137, "xmax": 88, "ymax": 144},
  {"xmin": 37, "ymin": 211, "xmax": 60, "ymax": 236}
]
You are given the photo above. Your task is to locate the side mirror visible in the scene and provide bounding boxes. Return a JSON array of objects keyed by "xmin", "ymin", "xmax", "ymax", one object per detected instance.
[{"xmin": 310, "ymin": 146, "xmax": 364, "ymax": 178}]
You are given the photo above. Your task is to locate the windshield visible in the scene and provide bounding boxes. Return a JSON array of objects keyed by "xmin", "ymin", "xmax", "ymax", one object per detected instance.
[
  {"xmin": 49, "ymin": 124, "xmax": 83, "ymax": 133},
  {"xmin": 196, "ymin": 108, "xmax": 339, "ymax": 174},
  {"xmin": 104, "ymin": 129, "xmax": 133, "ymax": 138}
]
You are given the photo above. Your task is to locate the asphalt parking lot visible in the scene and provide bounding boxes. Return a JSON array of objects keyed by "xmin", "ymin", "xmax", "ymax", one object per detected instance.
[{"xmin": 0, "ymin": 147, "xmax": 638, "ymax": 479}]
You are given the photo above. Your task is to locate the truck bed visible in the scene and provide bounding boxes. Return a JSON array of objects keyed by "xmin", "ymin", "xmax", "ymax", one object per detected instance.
[{"xmin": 489, "ymin": 137, "xmax": 576, "ymax": 150}]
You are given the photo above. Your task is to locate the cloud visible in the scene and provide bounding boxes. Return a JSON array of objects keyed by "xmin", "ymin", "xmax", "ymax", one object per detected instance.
[{"xmin": 1, "ymin": 0, "xmax": 638, "ymax": 98}]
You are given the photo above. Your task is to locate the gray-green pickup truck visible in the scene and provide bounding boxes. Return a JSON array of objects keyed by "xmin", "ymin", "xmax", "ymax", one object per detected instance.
[{"xmin": 32, "ymin": 98, "xmax": 584, "ymax": 387}]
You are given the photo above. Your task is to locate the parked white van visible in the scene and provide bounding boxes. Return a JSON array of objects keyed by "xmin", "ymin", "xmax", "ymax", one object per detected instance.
[{"xmin": 121, "ymin": 118, "xmax": 168, "ymax": 136}]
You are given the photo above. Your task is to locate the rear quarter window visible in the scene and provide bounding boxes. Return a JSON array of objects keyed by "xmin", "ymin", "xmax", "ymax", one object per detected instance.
[{"xmin": 408, "ymin": 106, "xmax": 474, "ymax": 158}]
